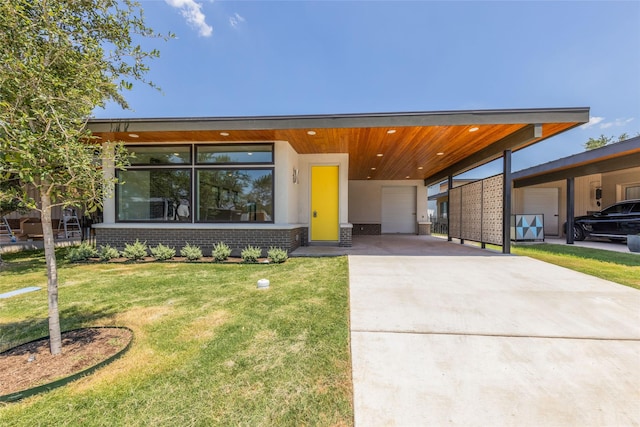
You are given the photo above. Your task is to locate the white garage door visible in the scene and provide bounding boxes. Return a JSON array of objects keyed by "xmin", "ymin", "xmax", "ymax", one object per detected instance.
[
  {"xmin": 523, "ymin": 188, "xmax": 559, "ymax": 236},
  {"xmin": 381, "ymin": 186, "xmax": 416, "ymax": 234}
]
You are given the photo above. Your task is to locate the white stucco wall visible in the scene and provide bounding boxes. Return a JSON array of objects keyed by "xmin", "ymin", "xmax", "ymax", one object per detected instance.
[
  {"xmin": 273, "ymin": 141, "xmax": 300, "ymax": 225},
  {"xmin": 348, "ymin": 180, "xmax": 428, "ymax": 224},
  {"xmin": 602, "ymin": 166, "xmax": 640, "ymax": 205}
]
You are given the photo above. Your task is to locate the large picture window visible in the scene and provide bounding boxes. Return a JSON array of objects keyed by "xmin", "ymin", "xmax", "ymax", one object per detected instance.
[
  {"xmin": 118, "ymin": 169, "xmax": 191, "ymax": 221},
  {"xmin": 116, "ymin": 144, "xmax": 274, "ymax": 223},
  {"xmin": 197, "ymin": 169, "xmax": 273, "ymax": 222}
]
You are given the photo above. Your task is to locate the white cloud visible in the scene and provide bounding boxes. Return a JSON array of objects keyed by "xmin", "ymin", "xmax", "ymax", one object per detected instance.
[
  {"xmin": 166, "ymin": 0, "xmax": 213, "ymax": 37},
  {"xmin": 229, "ymin": 12, "xmax": 246, "ymax": 29},
  {"xmin": 580, "ymin": 116, "xmax": 635, "ymax": 131},
  {"xmin": 599, "ymin": 117, "xmax": 634, "ymax": 129},
  {"xmin": 580, "ymin": 116, "xmax": 604, "ymax": 129}
]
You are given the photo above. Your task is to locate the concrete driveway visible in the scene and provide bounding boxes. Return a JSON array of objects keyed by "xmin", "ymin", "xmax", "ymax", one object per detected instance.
[{"xmin": 349, "ymin": 239, "xmax": 640, "ymax": 426}]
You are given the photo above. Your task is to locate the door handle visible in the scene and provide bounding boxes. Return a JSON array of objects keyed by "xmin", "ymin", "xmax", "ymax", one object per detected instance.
[{"xmin": 313, "ymin": 210, "xmax": 318, "ymax": 218}]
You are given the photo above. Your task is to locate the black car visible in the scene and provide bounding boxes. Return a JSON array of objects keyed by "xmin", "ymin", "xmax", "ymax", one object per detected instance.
[{"xmin": 569, "ymin": 199, "xmax": 640, "ymax": 241}]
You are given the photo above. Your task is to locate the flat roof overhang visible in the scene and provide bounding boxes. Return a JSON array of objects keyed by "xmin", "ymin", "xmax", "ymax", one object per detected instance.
[
  {"xmin": 88, "ymin": 107, "xmax": 589, "ymax": 182},
  {"xmin": 512, "ymin": 136, "xmax": 640, "ymax": 188}
]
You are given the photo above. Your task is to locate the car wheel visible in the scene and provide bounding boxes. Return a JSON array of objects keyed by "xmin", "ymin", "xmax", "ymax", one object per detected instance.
[{"xmin": 573, "ymin": 225, "xmax": 585, "ymax": 241}]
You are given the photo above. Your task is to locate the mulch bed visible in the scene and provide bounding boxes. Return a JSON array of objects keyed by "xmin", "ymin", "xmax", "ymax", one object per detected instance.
[
  {"xmin": 87, "ymin": 257, "xmax": 271, "ymax": 263},
  {"xmin": 0, "ymin": 327, "xmax": 132, "ymax": 397}
]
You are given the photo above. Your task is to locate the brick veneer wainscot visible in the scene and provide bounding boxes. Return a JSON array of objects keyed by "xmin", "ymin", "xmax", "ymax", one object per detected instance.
[{"xmin": 95, "ymin": 227, "xmax": 308, "ymax": 256}]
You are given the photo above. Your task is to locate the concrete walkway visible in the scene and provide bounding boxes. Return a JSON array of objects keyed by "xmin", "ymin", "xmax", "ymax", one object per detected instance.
[{"xmin": 348, "ymin": 237, "xmax": 640, "ymax": 426}]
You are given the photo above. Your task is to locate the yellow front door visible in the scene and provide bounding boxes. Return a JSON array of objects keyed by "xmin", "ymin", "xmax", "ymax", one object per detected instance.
[{"xmin": 311, "ymin": 165, "xmax": 339, "ymax": 241}]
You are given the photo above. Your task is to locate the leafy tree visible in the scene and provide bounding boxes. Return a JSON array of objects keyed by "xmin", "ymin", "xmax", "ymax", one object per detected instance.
[
  {"xmin": 584, "ymin": 134, "xmax": 613, "ymax": 150},
  {"xmin": 0, "ymin": 0, "xmax": 168, "ymax": 355},
  {"xmin": 584, "ymin": 132, "xmax": 639, "ymax": 150}
]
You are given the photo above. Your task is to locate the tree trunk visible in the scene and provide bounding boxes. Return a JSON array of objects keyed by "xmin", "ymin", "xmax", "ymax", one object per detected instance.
[{"xmin": 41, "ymin": 192, "xmax": 62, "ymax": 355}]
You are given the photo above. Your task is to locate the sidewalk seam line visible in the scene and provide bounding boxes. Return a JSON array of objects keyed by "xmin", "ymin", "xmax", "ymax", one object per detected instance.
[{"xmin": 351, "ymin": 329, "xmax": 640, "ymax": 342}]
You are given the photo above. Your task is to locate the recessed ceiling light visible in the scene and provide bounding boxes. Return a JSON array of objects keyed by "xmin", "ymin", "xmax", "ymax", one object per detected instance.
[
  {"xmin": 307, "ymin": 130, "xmax": 316, "ymax": 135},
  {"xmin": 371, "ymin": 167, "xmax": 376, "ymax": 170},
  {"xmin": 387, "ymin": 129, "xmax": 396, "ymax": 134},
  {"xmin": 128, "ymin": 133, "xmax": 139, "ymax": 138},
  {"xmin": 469, "ymin": 127, "xmax": 479, "ymax": 132},
  {"xmin": 418, "ymin": 166, "xmax": 423, "ymax": 170},
  {"xmin": 220, "ymin": 132, "xmax": 230, "ymax": 136},
  {"xmin": 376, "ymin": 153, "xmax": 383, "ymax": 157},
  {"xmin": 437, "ymin": 152, "xmax": 444, "ymax": 156}
]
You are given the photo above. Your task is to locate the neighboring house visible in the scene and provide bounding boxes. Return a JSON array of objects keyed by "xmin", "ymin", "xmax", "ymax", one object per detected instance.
[
  {"xmin": 512, "ymin": 136, "xmax": 640, "ymax": 238},
  {"xmin": 78, "ymin": 108, "xmax": 587, "ymax": 254}
]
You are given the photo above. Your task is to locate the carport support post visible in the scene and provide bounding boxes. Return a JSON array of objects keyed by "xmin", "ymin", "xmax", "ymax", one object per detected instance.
[
  {"xmin": 566, "ymin": 177, "xmax": 575, "ymax": 244},
  {"xmin": 447, "ymin": 175, "xmax": 453, "ymax": 242},
  {"xmin": 502, "ymin": 150, "xmax": 512, "ymax": 254}
]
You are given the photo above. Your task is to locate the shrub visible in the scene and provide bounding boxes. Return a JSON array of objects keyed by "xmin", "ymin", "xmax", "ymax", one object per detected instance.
[
  {"xmin": 180, "ymin": 243, "xmax": 202, "ymax": 261},
  {"xmin": 267, "ymin": 247, "xmax": 288, "ymax": 264},
  {"xmin": 66, "ymin": 242, "xmax": 97, "ymax": 262},
  {"xmin": 98, "ymin": 244, "xmax": 120, "ymax": 262},
  {"xmin": 241, "ymin": 245, "xmax": 262, "ymax": 263},
  {"xmin": 212, "ymin": 242, "xmax": 231, "ymax": 262},
  {"xmin": 150, "ymin": 243, "xmax": 176, "ymax": 261},
  {"xmin": 121, "ymin": 239, "xmax": 148, "ymax": 261}
]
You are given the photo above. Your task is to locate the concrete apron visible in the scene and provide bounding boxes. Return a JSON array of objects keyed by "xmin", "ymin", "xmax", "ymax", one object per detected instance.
[{"xmin": 349, "ymin": 253, "xmax": 640, "ymax": 426}]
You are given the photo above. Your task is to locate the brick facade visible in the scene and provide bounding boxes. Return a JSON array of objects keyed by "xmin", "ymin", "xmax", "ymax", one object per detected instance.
[
  {"xmin": 95, "ymin": 226, "xmax": 308, "ymax": 256},
  {"xmin": 418, "ymin": 222, "xmax": 432, "ymax": 235},
  {"xmin": 352, "ymin": 223, "xmax": 381, "ymax": 235},
  {"xmin": 339, "ymin": 226, "xmax": 352, "ymax": 247}
]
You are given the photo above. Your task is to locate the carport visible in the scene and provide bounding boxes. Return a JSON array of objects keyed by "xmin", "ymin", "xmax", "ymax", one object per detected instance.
[{"xmin": 512, "ymin": 136, "xmax": 640, "ymax": 243}]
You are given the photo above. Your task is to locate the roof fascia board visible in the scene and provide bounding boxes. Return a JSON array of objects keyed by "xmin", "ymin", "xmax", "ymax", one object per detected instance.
[
  {"xmin": 512, "ymin": 136, "xmax": 640, "ymax": 182},
  {"xmin": 87, "ymin": 107, "xmax": 589, "ymax": 133},
  {"xmin": 423, "ymin": 124, "xmax": 543, "ymax": 187},
  {"xmin": 513, "ymin": 152, "xmax": 640, "ymax": 188}
]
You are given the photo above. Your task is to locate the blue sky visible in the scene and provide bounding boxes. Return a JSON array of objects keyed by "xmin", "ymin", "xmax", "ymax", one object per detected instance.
[{"xmin": 95, "ymin": 0, "xmax": 640, "ymax": 174}]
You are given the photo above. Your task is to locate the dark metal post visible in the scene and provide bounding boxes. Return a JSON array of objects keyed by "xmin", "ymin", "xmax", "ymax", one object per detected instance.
[
  {"xmin": 502, "ymin": 150, "xmax": 512, "ymax": 254},
  {"xmin": 566, "ymin": 177, "xmax": 575, "ymax": 244},
  {"xmin": 447, "ymin": 175, "xmax": 453, "ymax": 242}
]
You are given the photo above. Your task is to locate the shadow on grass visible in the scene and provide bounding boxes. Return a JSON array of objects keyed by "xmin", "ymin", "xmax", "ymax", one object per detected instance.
[
  {"xmin": 0, "ymin": 247, "xmax": 92, "ymax": 277},
  {"xmin": 0, "ymin": 305, "xmax": 118, "ymax": 353}
]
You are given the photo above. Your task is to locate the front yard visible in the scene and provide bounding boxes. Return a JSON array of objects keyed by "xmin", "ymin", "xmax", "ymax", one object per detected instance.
[{"xmin": 0, "ymin": 250, "xmax": 352, "ymax": 426}]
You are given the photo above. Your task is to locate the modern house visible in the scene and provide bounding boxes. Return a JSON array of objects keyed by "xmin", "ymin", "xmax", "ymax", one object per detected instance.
[{"xmin": 74, "ymin": 108, "xmax": 589, "ymax": 254}]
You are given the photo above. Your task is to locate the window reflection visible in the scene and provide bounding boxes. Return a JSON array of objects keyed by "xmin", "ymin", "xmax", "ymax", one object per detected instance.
[
  {"xmin": 128, "ymin": 146, "xmax": 191, "ymax": 165},
  {"xmin": 196, "ymin": 144, "xmax": 273, "ymax": 164},
  {"xmin": 197, "ymin": 169, "xmax": 273, "ymax": 222},
  {"xmin": 118, "ymin": 170, "xmax": 191, "ymax": 221}
]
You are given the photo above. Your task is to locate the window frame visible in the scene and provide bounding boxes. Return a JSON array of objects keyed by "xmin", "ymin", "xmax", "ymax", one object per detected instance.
[
  {"xmin": 115, "ymin": 143, "xmax": 276, "ymax": 224},
  {"xmin": 195, "ymin": 167, "xmax": 275, "ymax": 224},
  {"xmin": 115, "ymin": 167, "xmax": 193, "ymax": 223},
  {"xmin": 126, "ymin": 144, "xmax": 192, "ymax": 166}
]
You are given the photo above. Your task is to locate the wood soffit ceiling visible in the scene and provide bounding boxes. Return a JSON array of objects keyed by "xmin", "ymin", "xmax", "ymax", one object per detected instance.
[{"xmin": 89, "ymin": 111, "xmax": 587, "ymax": 182}]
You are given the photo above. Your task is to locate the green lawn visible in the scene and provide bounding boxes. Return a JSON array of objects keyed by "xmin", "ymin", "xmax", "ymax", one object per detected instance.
[
  {"xmin": 513, "ymin": 243, "xmax": 640, "ymax": 290},
  {"xmin": 0, "ymin": 250, "xmax": 353, "ymax": 426}
]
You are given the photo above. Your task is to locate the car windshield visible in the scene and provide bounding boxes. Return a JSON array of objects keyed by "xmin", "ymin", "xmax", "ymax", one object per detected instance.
[{"xmin": 601, "ymin": 203, "xmax": 630, "ymax": 215}]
